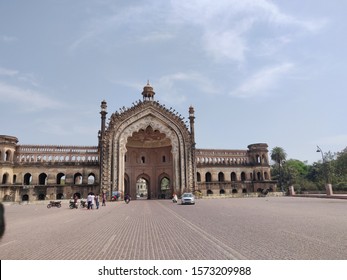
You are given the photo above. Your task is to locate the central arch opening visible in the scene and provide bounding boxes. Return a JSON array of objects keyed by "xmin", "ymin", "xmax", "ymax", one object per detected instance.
[
  {"xmin": 136, "ymin": 177, "xmax": 148, "ymax": 199},
  {"xmin": 125, "ymin": 125, "xmax": 173, "ymax": 199},
  {"xmin": 160, "ymin": 177, "xmax": 171, "ymax": 199}
]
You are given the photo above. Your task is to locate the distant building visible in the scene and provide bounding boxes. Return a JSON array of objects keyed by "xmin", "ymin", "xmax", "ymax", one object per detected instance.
[{"xmin": 0, "ymin": 83, "xmax": 276, "ymax": 202}]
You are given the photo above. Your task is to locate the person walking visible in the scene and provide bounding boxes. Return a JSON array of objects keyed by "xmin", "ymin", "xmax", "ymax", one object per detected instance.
[
  {"xmin": 87, "ymin": 193, "xmax": 92, "ymax": 210},
  {"xmin": 73, "ymin": 194, "xmax": 78, "ymax": 208},
  {"xmin": 172, "ymin": 193, "xmax": 178, "ymax": 203},
  {"xmin": 102, "ymin": 192, "xmax": 106, "ymax": 206},
  {"xmin": 95, "ymin": 194, "xmax": 100, "ymax": 209},
  {"xmin": 90, "ymin": 193, "xmax": 95, "ymax": 209}
]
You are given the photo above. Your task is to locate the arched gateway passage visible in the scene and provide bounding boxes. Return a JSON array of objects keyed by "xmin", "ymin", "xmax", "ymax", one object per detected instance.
[
  {"xmin": 124, "ymin": 125, "xmax": 173, "ymax": 199},
  {"xmin": 136, "ymin": 177, "xmax": 148, "ymax": 199},
  {"xmin": 100, "ymin": 83, "xmax": 195, "ymax": 198}
]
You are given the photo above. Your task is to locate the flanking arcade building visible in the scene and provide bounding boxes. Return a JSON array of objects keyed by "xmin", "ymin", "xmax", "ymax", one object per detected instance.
[{"xmin": 0, "ymin": 83, "xmax": 276, "ymax": 202}]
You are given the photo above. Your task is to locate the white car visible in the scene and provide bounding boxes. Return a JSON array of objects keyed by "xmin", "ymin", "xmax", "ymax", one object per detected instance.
[{"xmin": 181, "ymin": 193, "xmax": 195, "ymax": 205}]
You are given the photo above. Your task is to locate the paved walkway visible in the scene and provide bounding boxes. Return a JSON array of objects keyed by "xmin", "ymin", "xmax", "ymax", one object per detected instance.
[{"xmin": 1, "ymin": 197, "xmax": 346, "ymax": 260}]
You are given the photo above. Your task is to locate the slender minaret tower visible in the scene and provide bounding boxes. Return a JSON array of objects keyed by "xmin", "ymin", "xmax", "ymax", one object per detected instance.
[
  {"xmin": 100, "ymin": 100, "xmax": 108, "ymax": 136},
  {"xmin": 189, "ymin": 106, "xmax": 197, "ymax": 191},
  {"xmin": 99, "ymin": 100, "xmax": 108, "ymax": 193}
]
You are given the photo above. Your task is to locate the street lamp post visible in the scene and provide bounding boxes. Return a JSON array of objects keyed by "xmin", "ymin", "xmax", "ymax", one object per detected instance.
[{"xmin": 316, "ymin": 145, "xmax": 333, "ymax": 195}]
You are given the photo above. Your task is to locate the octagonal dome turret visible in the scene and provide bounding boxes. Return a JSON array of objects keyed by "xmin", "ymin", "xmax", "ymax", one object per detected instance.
[{"xmin": 142, "ymin": 81, "xmax": 155, "ymax": 101}]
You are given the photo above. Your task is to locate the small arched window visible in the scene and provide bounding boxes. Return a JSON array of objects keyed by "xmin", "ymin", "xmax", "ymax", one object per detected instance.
[
  {"xmin": 39, "ymin": 173, "xmax": 48, "ymax": 185},
  {"xmin": 5, "ymin": 150, "xmax": 11, "ymax": 161},
  {"xmin": 2, "ymin": 173, "xmax": 9, "ymax": 184},
  {"xmin": 197, "ymin": 172, "xmax": 201, "ymax": 182},
  {"xmin": 241, "ymin": 172, "xmax": 246, "ymax": 181},
  {"xmin": 218, "ymin": 172, "xmax": 224, "ymax": 182},
  {"xmin": 88, "ymin": 173, "xmax": 96, "ymax": 184},
  {"xmin": 205, "ymin": 172, "xmax": 212, "ymax": 182},
  {"xmin": 231, "ymin": 172, "xmax": 237, "ymax": 181},
  {"xmin": 24, "ymin": 173, "xmax": 32, "ymax": 185},
  {"xmin": 57, "ymin": 173, "xmax": 66, "ymax": 185},
  {"xmin": 74, "ymin": 173, "xmax": 83, "ymax": 184}
]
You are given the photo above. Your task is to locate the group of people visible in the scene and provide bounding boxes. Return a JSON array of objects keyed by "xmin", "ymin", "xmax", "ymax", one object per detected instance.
[
  {"xmin": 74, "ymin": 192, "xmax": 130, "ymax": 209},
  {"xmin": 85, "ymin": 193, "xmax": 107, "ymax": 209}
]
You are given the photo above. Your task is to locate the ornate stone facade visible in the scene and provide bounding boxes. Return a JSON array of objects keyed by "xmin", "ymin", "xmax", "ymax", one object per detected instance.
[{"xmin": 0, "ymin": 83, "xmax": 276, "ymax": 202}]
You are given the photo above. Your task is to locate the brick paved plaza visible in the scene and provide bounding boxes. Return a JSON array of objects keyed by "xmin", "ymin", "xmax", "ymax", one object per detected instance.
[{"xmin": 0, "ymin": 197, "xmax": 346, "ymax": 260}]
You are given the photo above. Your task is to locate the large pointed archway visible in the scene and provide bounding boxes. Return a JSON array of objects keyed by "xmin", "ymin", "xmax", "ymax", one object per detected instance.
[
  {"xmin": 100, "ymin": 83, "xmax": 195, "ymax": 199},
  {"xmin": 124, "ymin": 125, "xmax": 173, "ymax": 199}
]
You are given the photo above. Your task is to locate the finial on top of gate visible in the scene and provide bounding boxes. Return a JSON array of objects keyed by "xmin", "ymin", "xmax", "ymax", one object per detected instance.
[{"xmin": 142, "ymin": 81, "xmax": 155, "ymax": 101}]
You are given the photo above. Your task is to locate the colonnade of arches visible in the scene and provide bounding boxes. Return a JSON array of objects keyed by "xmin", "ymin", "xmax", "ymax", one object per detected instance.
[
  {"xmin": 205, "ymin": 187, "xmax": 273, "ymax": 196},
  {"xmin": 206, "ymin": 188, "xmax": 248, "ymax": 195},
  {"xmin": 18, "ymin": 192, "xmax": 66, "ymax": 202},
  {"xmin": 196, "ymin": 157, "xmax": 249, "ymax": 165},
  {"xmin": 17, "ymin": 154, "xmax": 99, "ymax": 163},
  {"xmin": 11, "ymin": 172, "xmax": 97, "ymax": 185},
  {"xmin": 197, "ymin": 170, "xmax": 270, "ymax": 183}
]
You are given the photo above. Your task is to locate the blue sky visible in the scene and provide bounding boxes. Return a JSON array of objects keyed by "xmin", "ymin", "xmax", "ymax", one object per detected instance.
[{"xmin": 0, "ymin": 0, "xmax": 346, "ymax": 163}]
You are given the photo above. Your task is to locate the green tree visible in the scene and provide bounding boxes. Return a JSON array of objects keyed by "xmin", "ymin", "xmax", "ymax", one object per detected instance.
[
  {"xmin": 273, "ymin": 158, "xmax": 312, "ymax": 193},
  {"xmin": 270, "ymin": 146, "xmax": 287, "ymax": 167},
  {"xmin": 332, "ymin": 147, "xmax": 347, "ymax": 191},
  {"xmin": 306, "ymin": 162, "xmax": 325, "ymax": 190},
  {"xmin": 285, "ymin": 159, "xmax": 309, "ymax": 178},
  {"xmin": 270, "ymin": 146, "xmax": 347, "ymax": 194},
  {"xmin": 284, "ymin": 159, "xmax": 307, "ymax": 185},
  {"xmin": 270, "ymin": 147, "xmax": 287, "ymax": 192}
]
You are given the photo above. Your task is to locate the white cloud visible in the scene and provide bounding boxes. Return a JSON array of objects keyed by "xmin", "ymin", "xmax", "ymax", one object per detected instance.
[
  {"xmin": 69, "ymin": 3, "xmax": 167, "ymax": 52},
  {"xmin": 170, "ymin": 0, "xmax": 326, "ymax": 62},
  {"xmin": 0, "ymin": 66, "xmax": 41, "ymax": 87},
  {"xmin": 0, "ymin": 81, "xmax": 64, "ymax": 111},
  {"xmin": 138, "ymin": 31, "xmax": 175, "ymax": 43},
  {"xmin": 0, "ymin": 67, "xmax": 18, "ymax": 76},
  {"xmin": 202, "ymin": 18, "xmax": 253, "ymax": 62},
  {"xmin": 110, "ymin": 72, "xmax": 219, "ymax": 105},
  {"xmin": 67, "ymin": 0, "xmax": 326, "ymax": 64},
  {"xmin": 156, "ymin": 72, "xmax": 219, "ymax": 104},
  {"xmin": 230, "ymin": 62, "xmax": 294, "ymax": 98},
  {"xmin": 258, "ymin": 35, "xmax": 293, "ymax": 56}
]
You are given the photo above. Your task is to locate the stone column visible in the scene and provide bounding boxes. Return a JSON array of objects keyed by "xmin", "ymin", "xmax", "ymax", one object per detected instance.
[{"xmin": 171, "ymin": 146, "xmax": 180, "ymax": 194}]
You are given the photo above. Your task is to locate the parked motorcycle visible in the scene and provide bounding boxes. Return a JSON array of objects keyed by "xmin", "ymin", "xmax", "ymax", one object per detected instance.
[
  {"xmin": 69, "ymin": 200, "xmax": 78, "ymax": 209},
  {"xmin": 47, "ymin": 201, "xmax": 61, "ymax": 208},
  {"xmin": 80, "ymin": 199, "xmax": 87, "ymax": 208}
]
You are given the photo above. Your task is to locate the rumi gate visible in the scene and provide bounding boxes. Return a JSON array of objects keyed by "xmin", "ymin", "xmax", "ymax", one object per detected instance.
[{"xmin": 0, "ymin": 83, "xmax": 276, "ymax": 202}]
